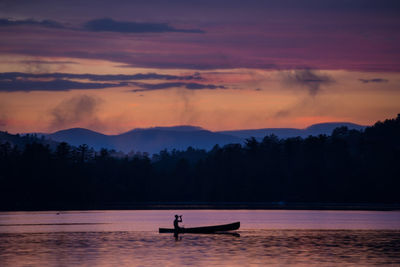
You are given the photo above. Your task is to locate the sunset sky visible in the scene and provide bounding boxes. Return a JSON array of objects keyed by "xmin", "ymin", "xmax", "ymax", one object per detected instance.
[{"xmin": 1, "ymin": 0, "xmax": 399, "ymax": 134}]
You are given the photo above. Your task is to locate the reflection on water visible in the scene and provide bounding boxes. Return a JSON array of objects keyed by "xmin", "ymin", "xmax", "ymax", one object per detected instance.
[
  {"xmin": 0, "ymin": 230, "xmax": 399, "ymax": 266},
  {"xmin": 0, "ymin": 210, "xmax": 400, "ymax": 266}
]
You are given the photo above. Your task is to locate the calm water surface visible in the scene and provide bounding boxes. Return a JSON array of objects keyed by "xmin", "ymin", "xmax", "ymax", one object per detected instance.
[{"xmin": 0, "ymin": 210, "xmax": 399, "ymax": 266}]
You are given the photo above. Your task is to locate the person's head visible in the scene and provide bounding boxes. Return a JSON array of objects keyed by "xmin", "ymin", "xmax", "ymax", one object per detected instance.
[{"xmin": 175, "ymin": 214, "xmax": 179, "ymax": 218}]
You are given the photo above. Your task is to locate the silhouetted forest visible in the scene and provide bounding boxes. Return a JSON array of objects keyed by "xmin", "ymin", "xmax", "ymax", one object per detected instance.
[{"xmin": 1, "ymin": 115, "xmax": 399, "ymax": 210}]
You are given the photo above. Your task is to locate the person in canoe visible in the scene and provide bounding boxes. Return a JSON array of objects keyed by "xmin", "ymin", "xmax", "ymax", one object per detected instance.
[
  {"xmin": 174, "ymin": 214, "xmax": 183, "ymax": 231},
  {"xmin": 173, "ymin": 214, "xmax": 183, "ymax": 240}
]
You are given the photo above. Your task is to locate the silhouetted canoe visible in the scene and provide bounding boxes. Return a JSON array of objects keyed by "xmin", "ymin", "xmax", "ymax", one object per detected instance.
[{"xmin": 159, "ymin": 221, "xmax": 240, "ymax": 233}]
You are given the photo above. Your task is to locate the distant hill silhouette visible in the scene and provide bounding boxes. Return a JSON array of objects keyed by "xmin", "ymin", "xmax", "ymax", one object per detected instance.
[
  {"xmin": 112, "ymin": 127, "xmax": 241, "ymax": 153},
  {"xmin": 28, "ymin": 122, "xmax": 367, "ymax": 154},
  {"xmin": 48, "ymin": 128, "xmax": 111, "ymax": 149},
  {"xmin": 220, "ymin": 122, "xmax": 366, "ymax": 139},
  {"xmin": 46, "ymin": 126, "xmax": 241, "ymax": 153}
]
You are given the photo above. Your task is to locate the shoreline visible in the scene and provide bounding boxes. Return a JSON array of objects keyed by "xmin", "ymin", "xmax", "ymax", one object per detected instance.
[{"xmin": 1, "ymin": 202, "xmax": 400, "ymax": 212}]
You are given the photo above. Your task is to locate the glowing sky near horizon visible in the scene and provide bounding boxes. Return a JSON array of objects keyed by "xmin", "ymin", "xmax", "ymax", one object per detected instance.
[{"xmin": 0, "ymin": 0, "xmax": 399, "ymax": 134}]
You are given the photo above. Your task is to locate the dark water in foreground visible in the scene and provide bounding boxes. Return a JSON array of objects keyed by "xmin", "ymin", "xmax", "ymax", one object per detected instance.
[{"xmin": 0, "ymin": 210, "xmax": 399, "ymax": 266}]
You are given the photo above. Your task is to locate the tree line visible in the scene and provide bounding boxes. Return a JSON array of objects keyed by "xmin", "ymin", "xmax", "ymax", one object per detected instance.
[{"xmin": 0, "ymin": 114, "xmax": 399, "ymax": 210}]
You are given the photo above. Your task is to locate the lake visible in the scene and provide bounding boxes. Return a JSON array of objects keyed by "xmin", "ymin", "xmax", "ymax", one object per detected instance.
[{"xmin": 0, "ymin": 210, "xmax": 399, "ymax": 266}]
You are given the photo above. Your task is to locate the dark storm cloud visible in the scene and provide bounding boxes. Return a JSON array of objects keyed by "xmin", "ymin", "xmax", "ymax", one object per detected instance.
[
  {"xmin": 83, "ymin": 18, "xmax": 204, "ymax": 33},
  {"xmin": 0, "ymin": 18, "xmax": 65, "ymax": 28},
  {"xmin": 131, "ymin": 82, "xmax": 226, "ymax": 92},
  {"xmin": 359, "ymin": 78, "xmax": 388, "ymax": 83},
  {"xmin": 49, "ymin": 95, "xmax": 102, "ymax": 130},
  {"xmin": 283, "ymin": 69, "xmax": 334, "ymax": 96},
  {"xmin": 0, "ymin": 72, "xmax": 202, "ymax": 82}
]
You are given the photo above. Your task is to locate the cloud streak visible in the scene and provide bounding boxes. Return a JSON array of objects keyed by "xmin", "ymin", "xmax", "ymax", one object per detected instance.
[
  {"xmin": 0, "ymin": 72, "xmax": 225, "ymax": 92},
  {"xmin": 19, "ymin": 60, "xmax": 78, "ymax": 65},
  {"xmin": 0, "ymin": 17, "xmax": 204, "ymax": 34},
  {"xmin": 83, "ymin": 18, "xmax": 204, "ymax": 33},
  {"xmin": 0, "ymin": 79, "xmax": 125, "ymax": 92},
  {"xmin": 359, "ymin": 78, "xmax": 388, "ymax": 83},
  {"xmin": 0, "ymin": 72, "xmax": 205, "ymax": 92},
  {"xmin": 0, "ymin": 72, "xmax": 202, "ymax": 82},
  {"xmin": 0, "ymin": 18, "xmax": 65, "ymax": 29},
  {"xmin": 283, "ymin": 69, "xmax": 334, "ymax": 96},
  {"xmin": 131, "ymin": 82, "xmax": 226, "ymax": 92}
]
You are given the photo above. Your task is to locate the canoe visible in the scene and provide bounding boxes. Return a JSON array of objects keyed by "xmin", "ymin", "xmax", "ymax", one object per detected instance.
[{"xmin": 159, "ymin": 221, "xmax": 240, "ymax": 233}]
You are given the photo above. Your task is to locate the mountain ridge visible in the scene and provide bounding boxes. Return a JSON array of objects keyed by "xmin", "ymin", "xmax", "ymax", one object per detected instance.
[
  {"xmin": 36, "ymin": 122, "xmax": 366, "ymax": 154},
  {"xmin": 220, "ymin": 122, "xmax": 366, "ymax": 139},
  {"xmin": 47, "ymin": 122, "xmax": 367, "ymax": 137}
]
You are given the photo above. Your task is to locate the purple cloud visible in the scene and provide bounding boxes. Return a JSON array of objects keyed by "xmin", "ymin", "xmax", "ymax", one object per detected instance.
[
  {"xmin": 83, "ymin": 18, "xmax": 204, "ymax": 33},
  {"xmin": 283, "ymin": 69, "xmax": 334, "ymax": 96},
  {"xmin": 0, "ymin": 72, "xmax": 202, "ymax": 82},
  {"xmin": 131, "ymin": 82, "xmax": 226, "ymax": 92},
  {"xmin": 359, "ymin": 78, "xmax": 388, "ymax": 83},
  {"xmin": 0, "ymin": 79, "xmax": 125, "ymax": 92},
  {"xmin": 0, "ymin": 17, "xmax": 204, "ymax": 34},
  {"xmin": 0, "ymin": 18, "xmax": 65, "ymax": 29}
]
